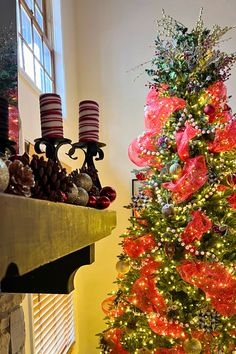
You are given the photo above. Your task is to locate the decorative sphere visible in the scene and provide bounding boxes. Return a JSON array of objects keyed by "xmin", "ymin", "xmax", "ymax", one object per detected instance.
[
  {"xmin": 116, "ymin": 260, "xmax": 130, "ymax": 274},
  {"xmin": 203, "ymin": 104, "xmax": 215, "ymax": 115},
  {"xmin": 100, "ymin": 186, "xmax": 116, "ymax": 202},
  {"xmin": 74, "ymin": 187, "xmax": 89, "ymax": 206},
  {"xmin": 162, "ymin": 204, "xmax": 175, "ymax": 217},
  {"xmin": 183, "ymin": 338, "xmax": 202, "ymax": 354},
  {"xmin": 67, "ymin": 183, "xmax": 78, "ymax": 203},
  {"xmin": 87, "ymin": 195, "xmax": 97, "ymax": 207},
  {"xmin": 169, "ymin": 162, "xmax": 182, "ymax": 176},
  {"xmin": 75, "ymin": 173, "xmax": 93, "ymax": 191},
  {"xmin": 96, "ymin": 195, "xmax": 110, "ymax": 209},
  {"xmin": 0, "ymin": 158, "xmax": 9, "ymax": 192}
]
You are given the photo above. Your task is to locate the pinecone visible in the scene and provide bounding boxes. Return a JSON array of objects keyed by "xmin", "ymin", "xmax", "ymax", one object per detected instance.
[
  {"xmin": 5, "ymin": 159, "xmax": 35, "ymax": 197},
  {"xmin": 30, "ymin": 155, "xmax": 73, "ymax": 202}
]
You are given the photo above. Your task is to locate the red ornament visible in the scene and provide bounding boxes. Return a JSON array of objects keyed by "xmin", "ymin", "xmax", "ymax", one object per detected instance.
[
  {"xmin": 100, "ymin": 186, "xmax": 116, "ymax": 202},
  {"xmin": 136, "ymin": 172, "xmax": 146, "ymax": 180},
  {"xmin": 203, "ymin": 104, "xmax": 215, "ymax": 115},
  {"xmin": 96, "ymin": 195, "xmax": 111, "ymax": 209},
  {"xmin": 87, "ymin": 195, "xmax": 97, "ymax": 207}
]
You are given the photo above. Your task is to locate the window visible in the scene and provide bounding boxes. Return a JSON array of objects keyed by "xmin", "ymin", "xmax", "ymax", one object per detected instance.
[
  {"xmin": 18, "ymin": 0, "xmax": 55, "ymax": 92},
  {"xmin": 32, "ymin": 293, "xmax": 75, "ymax": 354}
]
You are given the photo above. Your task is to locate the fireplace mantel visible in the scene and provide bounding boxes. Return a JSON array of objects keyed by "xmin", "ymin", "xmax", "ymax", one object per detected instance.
[{"xmin": 0, "ymin": 193, "xmax": 116, "ymax": 293}]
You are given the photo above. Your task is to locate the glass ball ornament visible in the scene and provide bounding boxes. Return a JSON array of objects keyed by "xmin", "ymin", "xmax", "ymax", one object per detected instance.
[
  {"xmin": 76, "ymin": 173, "xmax": 93, "ymax": 191},
  {"xmin": 87, "ymin": 195, "xmax": 97, "ymax": 207},
  {"xmin": 203, "ymin": 104, "xmax": 215, "ymax": 115},
  {"xmin": 169, "ymin": 162, "xmax": 182, "ymax": 176},
  {"xmin": 162, "ymin": 203, "xmax": 175, "ymax": 217},
  {"xmin": 100, "ymin": 186, "xmax": 116, "ymax": 202},
  {"xmin": 74, "ymin": 187, "xmax": 89, "ymax": 206},
  {"xmin": 0, "ymin": 158, "xmax": 9, "ymax": 192},
  {"xmin": 183, "ymin": 338, "xmax": 202, "ymax": 354},
  {"xmin": 116, "ymin": 260, "xmax": 130, "ymax": 274},
  {"xmin": 96, "ymin": 195, "xmax": 110, "ymax": 209},
  {"xmin": 67, "ymin": 183, "xmax": 78, "ymax": 203}
]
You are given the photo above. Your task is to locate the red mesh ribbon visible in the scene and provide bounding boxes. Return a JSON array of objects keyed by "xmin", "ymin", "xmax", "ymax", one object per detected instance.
[
  {"xmin": 181, "ymin": 211, "xmax": 212, "ymax": 245},
  {"xmin": 144, "ymin": 96, "xmax": 186, "ymax": 133},
  {"xmin": 175, "ymin": 122, "xmax": 200, "ymax": 160},
  {"xmin": 205, "ymin": 81, "xmax": 227, "ymax": 123},
  {"xmin": 227, "ymin": 193, "xmax": 236, "ymax": 208},
  {"xmin": 128, "ymin": 130, "xmax": 161, "ymax": 168},
  {"xmin": 128, "ymin": 276, "xmax": 166, "ymax": 313},
  {"xmin": 101, "ymin": 296, "xmax": 125, "ymax": 318},
  {"xmin": 208, "ymin": 119, "xmax": 236, "ymax": 153},
  {"xmin": 140, "ymin": 257, "xmax": 161, "ymax": 276},
  {"xmin": 123, "ymin": 234, "xmax": 156, "ymax": 258},
  {"xmin": 177, "ymin": 261, "xmax": 236, "ymax": 316},
  {"xmin": 153, "ymin": 346, "xmax": 185, "ymax": 354},
  {"xmin": 146, "ymin": 87, "xmax": 160, "ymax": 105},
  {"xmin": 104, "ymin": 328, "xmax": 129, "ymax": 354},
  {"xmin": 148, "ymin": 315, "xmax": 186, "ymax": 339},
  {"xmin": 162, "ymin": 156, "xmax": 208, "ymax": 203},
  {"xmin": 133, "ymin": 209, "xmax": 148, "ymax": 226}
]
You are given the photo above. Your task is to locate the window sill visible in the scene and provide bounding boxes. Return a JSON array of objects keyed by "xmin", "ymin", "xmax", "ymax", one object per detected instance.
[{"xmin": 0, "ymin": 193, "xmax": 116, "ymax": 293}]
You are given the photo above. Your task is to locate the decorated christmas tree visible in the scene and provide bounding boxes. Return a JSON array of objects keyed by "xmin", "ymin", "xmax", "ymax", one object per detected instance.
[{"xmin": 99, "ymin": 10, "xmax": 236, "ymax": 354}]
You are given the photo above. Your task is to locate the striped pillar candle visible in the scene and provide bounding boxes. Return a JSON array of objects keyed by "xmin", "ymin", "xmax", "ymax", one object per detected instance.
[
  {"xmin": 39, "ymin": 93, "xmax": 64, "ymax": 138},
  {"xmin": 79, "ymin": 100, "xmax": 99, "ymax": 142},
  {"xmin": 0, "ymin": 97, "xmax": 9, "ymax": 139}
]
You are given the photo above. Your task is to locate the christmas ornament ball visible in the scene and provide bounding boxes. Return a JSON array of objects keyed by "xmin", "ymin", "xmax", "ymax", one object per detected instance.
[
  {"xmin": 0, "ymin": 158, "xmax": 9, "ymax": 192},
  {"xmin": 203, "ymin": 104, "xmax": 215, "ymax": 115},
  {"xmin": 96, "ymin": 195, "xmax": 110, "ymax": 209},
  {"xmin": 74, "ymin": 187, "xmax": 89, "ymax": 206},
  {"xmin": 183, "ymin": 338, "xmax": 202, "ymax": 354},
  {"xmin": 87, "ymin": 195, "xmax": 97, "ymax": 207},
  {"xmin": 116, "ymin": 260, "xmax": 130, "ymax": 274},
  {"xmin": 162, "ymin": 203, "xmax": 175, "ymax": 217},
  {"xmin": 67, "ymin": 183, "xmax": 78, "ymax": 203},
  {"xmin": 100, "ymin": 186, "xmax": 116, "ymax": 202},
  {"xmin": 75, "ymin": 173, "xmax": 93, "ymax": 191},
  {"xmin": 169, "ymin": 162, "xmax": 182, "ymax": 176}
]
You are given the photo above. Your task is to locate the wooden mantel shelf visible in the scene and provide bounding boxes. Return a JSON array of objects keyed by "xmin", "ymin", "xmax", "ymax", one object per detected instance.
[{"xmin": 0, "ymin": 193, "xmax": 116, "ymax": 294}]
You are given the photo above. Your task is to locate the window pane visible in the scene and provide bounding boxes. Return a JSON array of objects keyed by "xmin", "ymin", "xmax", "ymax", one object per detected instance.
[
  {"xmin": 33, "ymin": 27, "xmax": 43, "ymax": 62},
  {"xmin": 36, "ymin": 0, "xmax": 43, "ymax": 10},
  {"xmin": 21, "ymin": 6, "xmax": 33, "ymax": 48},
  {"xmin": 35, "ymin": 60, "xmax": 44, "ymax": 91},
  {"xmin": 35, "ymin": 5, "xmax": 44, "ymax": 31},
  {"xmin": 45, "ymin": 74, "xmax": 53, "ymax": 93},
  {"xmin": 25, "ymin": 0, "xmax": 33, "ymax": 11},
  {"xmin": 23, "ymin": 43, "xmax": 34, "ymax": 81},
  {"xmin": 43, "ymin": 43, "xmax": 51, "ymax": 75}
]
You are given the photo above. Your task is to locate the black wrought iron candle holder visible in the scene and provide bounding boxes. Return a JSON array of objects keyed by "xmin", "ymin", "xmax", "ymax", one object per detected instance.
[
  {"xmin": 34, "ymin": 137, "xmax": 71, "ymax": 165},
  {"xmin": 67, "ymin": 141, "xmax": 106, "ymax": 190},
  {"xmin": 0, "ymin": 137, "xmax": 16, "ymax": 156}
]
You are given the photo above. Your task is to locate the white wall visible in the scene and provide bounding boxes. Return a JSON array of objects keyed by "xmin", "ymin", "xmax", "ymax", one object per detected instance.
[{"xmin": 73, "ymin": 0, "xmax": 236, "ymax": 353}]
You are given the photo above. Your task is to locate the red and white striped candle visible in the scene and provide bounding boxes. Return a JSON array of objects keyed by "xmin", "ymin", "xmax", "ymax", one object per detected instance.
[
  {"xmin": 39, "ymin": 93, "xmax": 64, "ymax": 138},
  {"xmin": 0, "ymin": 97, "xmax": 9, "ymax": 139},
  {"xmin": 79, "ymin": 100, "xmax": 99, "ymax": 142}
]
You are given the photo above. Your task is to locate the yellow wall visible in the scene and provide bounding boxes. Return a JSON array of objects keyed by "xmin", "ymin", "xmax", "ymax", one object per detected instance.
[{"xmin": 19, "ymin": 0, "xmax": 236, "ymax": 353}]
